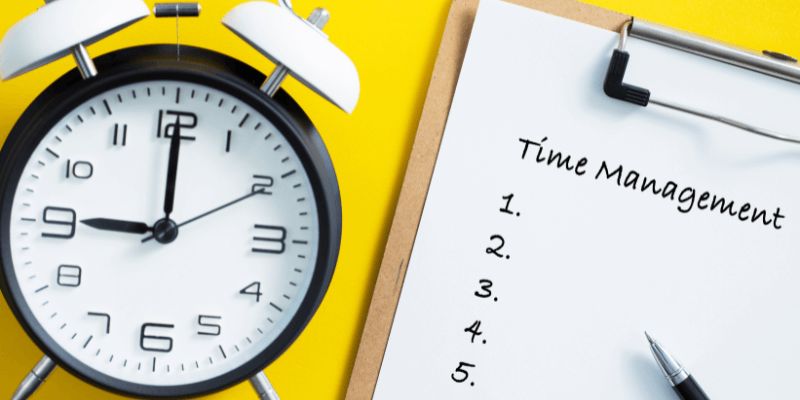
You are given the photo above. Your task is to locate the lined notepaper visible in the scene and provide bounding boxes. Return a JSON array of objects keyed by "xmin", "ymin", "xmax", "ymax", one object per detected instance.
[{"xmin": 373, "ymin": 0, "xmax": 800, "ymax": 399}]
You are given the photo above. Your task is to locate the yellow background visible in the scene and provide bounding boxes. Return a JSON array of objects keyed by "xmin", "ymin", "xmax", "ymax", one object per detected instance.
[{"xmin": 0, "ymin": 0, "xmax": 797, "ymax": 399}]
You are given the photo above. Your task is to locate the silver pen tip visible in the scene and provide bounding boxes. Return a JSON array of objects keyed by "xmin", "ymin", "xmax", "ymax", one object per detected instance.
[{"xmin": 645, "ymin": 332, "xmax": 690, "ymax": 386}]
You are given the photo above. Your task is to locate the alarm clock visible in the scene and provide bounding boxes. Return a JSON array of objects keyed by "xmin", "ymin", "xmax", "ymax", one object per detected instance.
[{"xmin": 0, "ymin": 0, "xmax": 359, "ymax": 399}]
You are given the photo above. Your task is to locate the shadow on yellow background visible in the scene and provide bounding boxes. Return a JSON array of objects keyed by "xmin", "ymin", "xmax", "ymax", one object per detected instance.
[{"xmin": 0, "ymin": 0, "xmax": 797, "ymax": 399}]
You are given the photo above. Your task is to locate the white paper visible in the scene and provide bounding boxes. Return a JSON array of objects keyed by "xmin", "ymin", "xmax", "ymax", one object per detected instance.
[{"xmin": 373, "ymin": 0, "xmax": 800, "ymax": 399}]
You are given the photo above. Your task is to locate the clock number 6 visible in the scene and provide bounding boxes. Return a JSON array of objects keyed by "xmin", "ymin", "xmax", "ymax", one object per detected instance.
[
  {"xmin": 42, "ymin": 207, "xmax": 76, "ymax": 239},
  {"xmin": 140, "ymin": 323, "xmax": 174, "ymax": 353}
]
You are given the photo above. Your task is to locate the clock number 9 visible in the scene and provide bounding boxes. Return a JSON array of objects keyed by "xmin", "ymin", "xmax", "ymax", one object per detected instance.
[
  {"xmin": 42, "ymin": 206, "xmax": 76, "ymax": 239},
  {"xmin": 140, "ymin": 323, "xmax": 174, "ymax": 353}
]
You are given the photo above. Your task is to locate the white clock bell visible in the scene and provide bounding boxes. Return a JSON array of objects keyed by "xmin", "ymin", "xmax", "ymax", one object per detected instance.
[{"xmin": 0, "ymin": 0, "xmax": 358, "ymax": 398}]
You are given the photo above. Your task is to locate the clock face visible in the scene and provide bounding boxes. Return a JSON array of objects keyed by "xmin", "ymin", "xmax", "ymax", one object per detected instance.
[{"xmin": 0, "ymin": 71, "xmax": 336, "ymax": 394}]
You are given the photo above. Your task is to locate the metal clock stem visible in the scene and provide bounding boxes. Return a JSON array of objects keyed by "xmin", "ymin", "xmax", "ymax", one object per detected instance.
[
  {"xmin": 261, "ymin": 8, "xmax": 330, "ymax": 97},
  {"xmin": 70, "ymin": 44, "xmax": 98, "ymax": 79},
  {"xmin": 42, "ymin": 0, "xmax": 97, "ymax": 79},
  {"xmin": 10, "ymin": 355, "xmax": 57, "ymax": 400},
  {"xmin": 249, "ymin": 371, "xmax": 281, "ymax": 400}
]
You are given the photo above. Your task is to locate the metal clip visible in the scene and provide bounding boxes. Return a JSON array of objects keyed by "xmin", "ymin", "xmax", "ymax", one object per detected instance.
[
  {"xmin": 603, "ymin": 19, "xmax": 800, "ymax": 145},
  {"xmin": 603, "ymin": 21, "xmax": 650, "ymax": 106}
]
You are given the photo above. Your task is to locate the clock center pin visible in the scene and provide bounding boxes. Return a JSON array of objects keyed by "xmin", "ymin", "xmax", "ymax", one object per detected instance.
[{"xmin": 152, "ymin": 218, "xmax": 179, "ymax": 244}]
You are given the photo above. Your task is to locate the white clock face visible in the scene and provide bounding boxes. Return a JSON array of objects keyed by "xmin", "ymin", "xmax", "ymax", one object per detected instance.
[{"xmin": 6, "ymin": 80, "xmax": 321, "ymax": 386}]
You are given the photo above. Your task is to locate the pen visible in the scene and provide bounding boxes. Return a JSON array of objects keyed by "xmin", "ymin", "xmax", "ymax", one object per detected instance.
[{"xmin": 645, "ymin": 332, "xmax": 710, "ymax": 400}]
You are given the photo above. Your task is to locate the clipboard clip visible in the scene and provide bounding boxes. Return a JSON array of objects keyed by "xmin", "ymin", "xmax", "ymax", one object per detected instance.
[{"xmin": 604, "ymin": 20, "xmax": 800, "ymax": 145}]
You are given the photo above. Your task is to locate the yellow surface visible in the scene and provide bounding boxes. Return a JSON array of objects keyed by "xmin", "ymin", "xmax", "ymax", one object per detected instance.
[{"xmin": 0, "ymin": 0, "xmax": 797, "ymax": 399}]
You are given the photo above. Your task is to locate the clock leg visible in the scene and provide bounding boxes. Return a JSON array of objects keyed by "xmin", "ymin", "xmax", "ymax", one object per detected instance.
[
  {"xmin": 10, "ymin": 355, "xmax": 57, "ymax": 400},
  {"xmin": 248, "ymin": 370, "xmax": 281, "ymax": 400}
]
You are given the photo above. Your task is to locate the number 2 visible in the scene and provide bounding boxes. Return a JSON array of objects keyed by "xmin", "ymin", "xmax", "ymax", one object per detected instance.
[{"xmin": 486, "ymin": 234, "xmax": 508, "ymax": 259}]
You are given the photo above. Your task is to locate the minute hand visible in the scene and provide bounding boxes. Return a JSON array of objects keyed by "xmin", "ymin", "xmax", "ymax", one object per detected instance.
[
  {"xmin": 163, "ymin": 121, "xmax": 182, "ymax": 217},
  {"xmin": 141, "ymin": 189, "xmax": 269, "ymax": 243}
]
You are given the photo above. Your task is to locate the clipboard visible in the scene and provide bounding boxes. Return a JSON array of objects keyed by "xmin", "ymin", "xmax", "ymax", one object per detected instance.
[
  {"xmin": 345, "ymin": 0, "xmax": 799, "ymax": 398},
  {"xmin": 345, "ymin": 2, "xmax": 627, "ymax": 398}
]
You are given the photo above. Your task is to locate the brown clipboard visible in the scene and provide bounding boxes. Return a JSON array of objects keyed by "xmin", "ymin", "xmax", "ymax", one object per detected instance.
[{"xmin": 345, "ymin": 1, "xmax": 628, "ymax": 398}]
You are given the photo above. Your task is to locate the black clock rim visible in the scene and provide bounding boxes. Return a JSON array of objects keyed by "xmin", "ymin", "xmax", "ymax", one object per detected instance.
[{"xmin": 0, "ymin": 45, "xmax": 342, "ymax": 398}]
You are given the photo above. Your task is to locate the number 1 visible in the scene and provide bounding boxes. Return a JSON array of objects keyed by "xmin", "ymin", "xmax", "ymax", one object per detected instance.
[{"xmin": 500, "ymin": 193, "xmax": 520, "ymax": 216}]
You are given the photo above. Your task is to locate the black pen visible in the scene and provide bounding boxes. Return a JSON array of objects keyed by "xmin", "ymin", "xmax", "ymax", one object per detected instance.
[{"xmin": 645, "ymin": 332, "xmax": 710, "ymax": 400}]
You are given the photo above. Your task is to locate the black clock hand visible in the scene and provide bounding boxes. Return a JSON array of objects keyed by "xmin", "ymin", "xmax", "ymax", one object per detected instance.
[
  {"xmin": 163, "ymin": 122, "xmax": 182, "ymax": 218},
  {"xmin": 142, "ymin": 189, "xmax": 268, "ymax": 243},
  {"xmin": 81, "ymin": 218, "xmax": 151, "ymax": 234}
]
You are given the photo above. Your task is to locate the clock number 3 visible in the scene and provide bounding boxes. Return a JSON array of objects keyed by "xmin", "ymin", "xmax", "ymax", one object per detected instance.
[
  {"xmin": 252, "ymin": 225, "xmax": 286, "ymax": 254},
  {"xmin": 42, "ymin": 206, "xmax": 76, "ymax": 239}
]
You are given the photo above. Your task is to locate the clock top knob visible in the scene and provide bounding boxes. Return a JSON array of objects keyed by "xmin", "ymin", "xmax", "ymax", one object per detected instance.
[{"xmin": 0, "ymin": 0, "xmax": 150, "ymax": 81}]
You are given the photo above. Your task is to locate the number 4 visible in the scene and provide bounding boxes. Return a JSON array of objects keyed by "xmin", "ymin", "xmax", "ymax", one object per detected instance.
[
  {"xmin": 464, "ymin": 320, "xmax": 483, "ymax": 343},
  {"xmin": 240, "ymin": 282, "xmax": 263, "ymax": 302}
]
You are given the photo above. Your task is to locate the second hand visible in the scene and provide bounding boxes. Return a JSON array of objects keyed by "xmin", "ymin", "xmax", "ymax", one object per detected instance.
[{"xmin": 142, "ymin": 189, "xmax": 269, "ymax": 243}]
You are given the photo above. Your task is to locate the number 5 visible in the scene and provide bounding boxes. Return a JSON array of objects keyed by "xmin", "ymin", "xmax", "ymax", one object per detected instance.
[{"xmin": 451, "ymin": 362, "xmax": 476, "ymax": 383}]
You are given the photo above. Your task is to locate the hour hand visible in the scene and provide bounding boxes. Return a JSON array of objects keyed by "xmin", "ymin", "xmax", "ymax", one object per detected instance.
[{"xmin": 81, "ymin": 218, "xmax": 151, "ymax": 234}]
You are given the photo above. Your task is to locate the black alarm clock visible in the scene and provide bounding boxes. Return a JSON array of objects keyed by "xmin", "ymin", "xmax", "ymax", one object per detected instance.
[{"xmin": 0, "ymin": 0, "xmax": 359, "ymax": 398}]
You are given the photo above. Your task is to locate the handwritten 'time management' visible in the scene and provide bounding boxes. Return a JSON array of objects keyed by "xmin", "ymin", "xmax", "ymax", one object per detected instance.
[{"xmin": 519, "ymin": 137, "xmax": 786, "ymax": 230}]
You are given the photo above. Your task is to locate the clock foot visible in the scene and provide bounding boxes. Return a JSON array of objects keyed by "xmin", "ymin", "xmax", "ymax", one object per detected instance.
[
  {"xmin": 248, "ymin": 370, "xmax": 281, "ymax": 400},
  {"xmin": 10, "ymin": 355, "xmax": 56, "ymax": 400}
]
